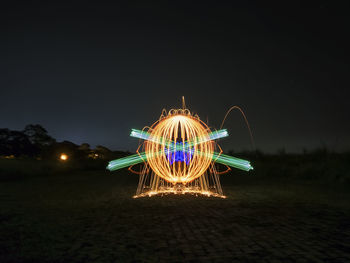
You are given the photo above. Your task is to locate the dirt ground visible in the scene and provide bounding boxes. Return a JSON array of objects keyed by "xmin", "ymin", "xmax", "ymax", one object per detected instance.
[{"xmin": 0, "ymin": 170, "xmax": 349, "ymax": 262}]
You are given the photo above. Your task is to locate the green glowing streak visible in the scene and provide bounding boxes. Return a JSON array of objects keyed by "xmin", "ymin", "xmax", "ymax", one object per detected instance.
[
  {"xmin": 107, "ymin": 151, "xmax": 253, "ymax": 172},
  {"xmin": 213, "ymin": 153, "xmax": 253, "ymax": 171},
  {"xmin": 130, "ymin": 129, "xmax": 228, "ymax": 150},
  {"xmin": 107, "ymin": 128, "xmax": 252, "ymax": 172},
  {"xmin": 107, "ymin": 153, "xmax": 146, "ymax": 171},
  {"xmin": 130, "ymin": 129, "xmax": 172, "ymax": 147}
]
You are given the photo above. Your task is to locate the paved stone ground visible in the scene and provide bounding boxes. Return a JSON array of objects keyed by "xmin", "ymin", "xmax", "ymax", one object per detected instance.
[{"xmin": 0, "ymin": 172, "xmax": 349, "ymax": 262}]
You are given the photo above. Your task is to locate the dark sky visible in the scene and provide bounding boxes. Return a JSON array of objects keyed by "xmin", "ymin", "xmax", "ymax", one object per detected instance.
[{"xmin": 2, "ymin": 1, "xmax": 350, "ymax": 152}]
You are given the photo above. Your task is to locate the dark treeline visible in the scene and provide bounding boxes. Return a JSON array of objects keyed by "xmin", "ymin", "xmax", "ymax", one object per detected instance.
[
  {"xmin": 0, "ymin": 124, "xmax": 127, "ymax": 161},
  {"xmin": 2, "ymin": 124, "xmax": 350, "ymax": 161},
  {"xmin": 1, "ymin": 125, "xmax": 350, "ymax": 185}
]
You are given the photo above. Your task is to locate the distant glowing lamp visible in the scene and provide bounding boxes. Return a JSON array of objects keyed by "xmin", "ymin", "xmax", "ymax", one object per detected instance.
[{"xmin": 60, "ymin": 153, "xmax": 68, "ymax": 161}]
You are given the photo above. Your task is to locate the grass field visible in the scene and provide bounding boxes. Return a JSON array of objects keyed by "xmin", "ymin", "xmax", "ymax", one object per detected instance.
[{"xmin": 0, "ymin": 156, "xmax": 350, "ymax": 262}]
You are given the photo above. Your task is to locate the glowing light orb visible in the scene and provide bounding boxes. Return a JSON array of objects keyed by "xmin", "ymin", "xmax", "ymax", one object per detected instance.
[
  {"xmin": 145, "ymin": 112, "xmax": 214, "ymax": 183},
  {"xmin": 106, "ymin": 97, "xmax": 254, "ymax": 198}
]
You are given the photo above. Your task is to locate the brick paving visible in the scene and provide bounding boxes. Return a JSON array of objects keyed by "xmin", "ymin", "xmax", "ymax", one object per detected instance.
[
  {"xmin": 117, "ymin": 197, "xmax": 350, "ymax": 263},
  {"xmin": 63, "ymin": 191, "xmax": 350, "ymax": 262},
  {"xmin": 0, "ymin": 174, "xmax": 349, "ymax": 262}
]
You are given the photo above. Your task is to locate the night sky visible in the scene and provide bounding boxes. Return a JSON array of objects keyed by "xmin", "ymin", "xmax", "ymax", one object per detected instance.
[{"xmin": 2, "ymin": 1, "xmax": 349, "ymax": 153}]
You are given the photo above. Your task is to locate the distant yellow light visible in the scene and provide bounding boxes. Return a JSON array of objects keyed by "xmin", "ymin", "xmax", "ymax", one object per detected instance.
[{"xmin": 60, "ymin": 154, "xmax": 68, "ymax": 161}]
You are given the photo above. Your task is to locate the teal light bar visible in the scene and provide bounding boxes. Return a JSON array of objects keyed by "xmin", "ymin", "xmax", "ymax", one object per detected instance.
[
  {"xmin": 108, "ymin": 127, "xmax": 252, "ymax": 172},
  {"xmin": 130, "ymin": 129, "xmax": 228, "ymax": 150},
  {"xmin": 107, "ymin": 153, "xmax": 146, "ymax": 171},
  {"xmin": 213, "ymin": 153, "xmax": 253, "ymax": 171},
  {"xmin": 107, "ymin": 150, "xmax": 253, "ymax": 172}
]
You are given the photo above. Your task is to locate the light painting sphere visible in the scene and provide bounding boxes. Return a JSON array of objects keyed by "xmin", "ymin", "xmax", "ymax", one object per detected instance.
[{"xmin": 145, "ymin": 112, "xmax": 214, "ymax": 184}]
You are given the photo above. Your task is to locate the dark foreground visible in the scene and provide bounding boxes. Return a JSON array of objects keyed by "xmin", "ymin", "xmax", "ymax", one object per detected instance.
[{"xmin": 0, "ymin": 169, "xmax": 350, "ymax": 263}]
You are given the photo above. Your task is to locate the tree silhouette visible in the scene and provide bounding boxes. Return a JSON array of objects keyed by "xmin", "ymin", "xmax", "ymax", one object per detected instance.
[
  {"xmin": 22, "ymin": 124, "xmax": 55, "ymax": 146},
  {"xmin": 0, "ymin": 128, "xmax": 37, "ymax": 157}
]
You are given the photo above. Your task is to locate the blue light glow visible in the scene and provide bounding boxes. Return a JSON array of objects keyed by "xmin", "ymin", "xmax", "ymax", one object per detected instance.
[{"xmin": 165, "ymin": 142, "xmax": 194, "ymax": 165}]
